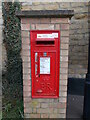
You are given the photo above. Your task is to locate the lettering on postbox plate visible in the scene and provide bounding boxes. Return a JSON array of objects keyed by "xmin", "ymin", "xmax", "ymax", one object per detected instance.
[{"xmin": 37, "ymin": 33, "xmax": 58, "ymax": 38}]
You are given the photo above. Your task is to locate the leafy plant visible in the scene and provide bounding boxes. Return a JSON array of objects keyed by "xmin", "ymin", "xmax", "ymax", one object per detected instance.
[
  {"xmin": 2, "ymin": 2, "xmax": 23, "ymax": 118},
  {"xmin": 2, "ymin": 2, "xmax": 22, "ymax": 84},
  {"xmin": 5, "ymin": 103, "xmax": 12, "ymax": 112}
]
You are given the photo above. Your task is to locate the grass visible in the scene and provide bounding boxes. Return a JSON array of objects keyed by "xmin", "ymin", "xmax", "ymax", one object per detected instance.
[{"xmin": 3, "ymin": 100, "xmax": 23, "ymax": 118}]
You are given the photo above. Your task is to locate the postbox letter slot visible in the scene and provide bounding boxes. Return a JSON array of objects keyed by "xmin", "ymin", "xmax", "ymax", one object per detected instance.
[{"xmin": 36, "ymin": 41, "xmax": 54, "ymax": 45}]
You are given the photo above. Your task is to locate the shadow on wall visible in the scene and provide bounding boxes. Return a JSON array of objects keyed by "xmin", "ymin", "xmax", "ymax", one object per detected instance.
[{"xmin": 68, "ymin": 78, "xmax": 85, "ymax": 96}]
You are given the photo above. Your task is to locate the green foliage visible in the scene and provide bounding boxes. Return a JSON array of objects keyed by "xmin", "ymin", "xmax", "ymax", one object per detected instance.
[
  {"xmin": 2, "ymin": 2, "xmax": 23, "ymax": 118},
  {"xmin": 5, "ymin": 103, "xmax": 12, "ymax": 112},
  {"xmin": 2, "ymin": 2, "xmax": 22, "ymax": 84},
  {"xmin": 3, "ymin": 100, "xmax": 24, "ymax": 118}
]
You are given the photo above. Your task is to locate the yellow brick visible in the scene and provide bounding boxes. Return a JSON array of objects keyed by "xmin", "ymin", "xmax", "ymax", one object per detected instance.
[
  {"xmin": 23, "ymin": 74, "xmax": 31, "ymax": 80},
  {"xmin": 21, "ymin": 31, "xmax": 29, "ymax": 38},
  {"xmin": 59, "ymin": 91, "xmax": 67, "ymax": 97},
  {"xmin": 32, "ymin": 2, "xmax": 41, "ymax": 5},
  {"xmin": 60, "ymin": 24, "xmax": 69, "ymax": 30},
  {"xmin": 23, "ymin": 80, "xmax": 31, "ymax": 86},
  {"xmin": 36, "ymin": 24, "xmax": 54, "ymax": 30},
  {"xmin": 61, "ymin": 31, "xmax": 69, "ymax": 37},
  {"xmin": 29, "ymin": 114, "xmax": 40, "ymax": 118},
  {"xmin": 60, "ymin": 80, "xmax": 67, "ymax": 86},
  {"xmin": 41, "ymin": 103, "xmax": 49, "ymax": 108},
  {"xmin": 60, "ymin": 85, "xmax": 67, "ymax": 92},
  {"xmin": 55, "ymin": 24, "xmax": 60, "ymax": 30},
  {"xmin": 51, "ymin": 18, "xmax": 69, "ymax": 23},
  {"xmin": 60, "ymin": 50, "xmax": 68, "ymax": 56},
  {"xmin": 22, "ymin": 50, "xmax": 30, "ymax": 56},
  {"xmin": 37, "ymin": 108, "xmax": 53, "ymax": 113},
  {"xmin": 44, "ymin": 3, "xmax": 59, "ymax": 10},
  {"xmin": 60, "ymin": 74, "xmax": 68, "ymax": 80},
  {"xmin": 22, "ymin": 5, "xmax": 44, "ymax": 10},
  {"xmin": 23, "ymin": 68, "xmax": 30, "ymax": 74},
  {"xmin": 41, "ymin": 114, "xmax": 49, "ymax": 118},
  {"xmin": 24, "ymin": 97, "xmax": 31, "ymax": 103},
  {"xmin": 22, "ymin": 38, "xmax": 30, "ymax": 45},
  {"xmin": 24, "ymin": 108, "xmax": 32, "ymax": 113},
  {"xmin": 23, "ymin": 62, "xmax": 31, "ymax": 68},
  {"xmin": 22, "ymin": 44, "xmax": 30, "ymax": 50},
  {"xmin": 50, "ymin": 113, "xmax": 66, "ymax": 118},
  {"xmin": 60, "ymin": 56, "xmax": 68, "ymax": 62},
  {"xmin": 23, "ymin": 86, "xmax": 31, "ymax": 92},
  {"xmin": 21, "ymin": 24, "xmax": 30, "ymax": 30},
  {"xmin": 60, "ymin": 37, "xmax": 69, "ymax": 43},
  {"xmin": 58, "ymin": 109, "xmax": 66, "ymax": 114},
  {"xmin": 59, "ymin": 97, "xmax": 67, "ymax": 103}
]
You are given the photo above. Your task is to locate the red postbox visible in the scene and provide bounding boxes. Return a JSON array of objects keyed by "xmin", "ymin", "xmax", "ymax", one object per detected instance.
[{"xmin": 30, "ymin": 30, "xmax": 60, "ymax": 98}]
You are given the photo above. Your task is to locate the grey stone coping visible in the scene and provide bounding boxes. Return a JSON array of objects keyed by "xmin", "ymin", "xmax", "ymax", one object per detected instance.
[{"xmin": 16, "ymin": 10, "xmax": 74, "ymax": 19}]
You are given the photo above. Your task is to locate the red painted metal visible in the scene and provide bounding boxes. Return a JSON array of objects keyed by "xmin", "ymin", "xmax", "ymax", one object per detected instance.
[{"xmin": 30, "ymin": 30, "xmax": 60, "ymax": 98}]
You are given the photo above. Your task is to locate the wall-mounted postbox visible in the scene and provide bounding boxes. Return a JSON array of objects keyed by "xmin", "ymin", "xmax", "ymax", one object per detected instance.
[{"xmin": 30, "ymin": 30, "xmax": 60, "ymax": 98}]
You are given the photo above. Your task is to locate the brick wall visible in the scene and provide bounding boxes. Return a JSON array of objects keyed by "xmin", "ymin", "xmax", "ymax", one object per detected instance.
[
  {"xmin": 21, "ymin": 17, "xmax": 70, "ymax": 118},
  {"xmin": 69, "ymin": 2, "xmax": 89, "ymax": 78},
  {"xmin": 21, "ymin": 2, "xmax": 89, "ymax": 78}
]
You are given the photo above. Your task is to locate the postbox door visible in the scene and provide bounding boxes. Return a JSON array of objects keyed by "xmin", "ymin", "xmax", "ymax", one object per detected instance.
[{"xmin": 34, "ymin": 52, "xmax": 57, "ymax": 97}]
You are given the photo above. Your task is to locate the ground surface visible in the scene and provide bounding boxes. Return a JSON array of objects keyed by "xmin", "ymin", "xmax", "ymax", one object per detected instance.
[{"xmin": 67, "ymin": 78, "xmax": 85, "ymax": 119}]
